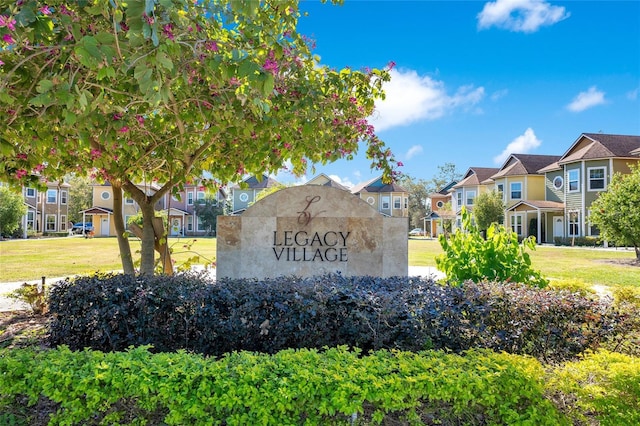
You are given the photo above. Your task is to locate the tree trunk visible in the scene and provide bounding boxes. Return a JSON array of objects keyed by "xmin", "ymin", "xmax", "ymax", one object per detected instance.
[
  {"xmin": 111, "ymin": 180, "xmax": 135, "ymax": 275},
  {"xmin": 139, "ymin": 200, "xmax": 157, "ymax": 275}
]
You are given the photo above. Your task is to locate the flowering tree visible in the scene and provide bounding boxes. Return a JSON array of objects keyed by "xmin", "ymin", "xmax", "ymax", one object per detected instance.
[{"xmin": 0, "ymin": 0, "xmax": 398, "ymax": 275}]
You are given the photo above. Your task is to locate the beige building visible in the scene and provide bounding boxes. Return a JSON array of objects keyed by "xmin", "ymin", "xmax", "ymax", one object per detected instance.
[
  {"xmin": 22, "ymin": 181, "xmax": 70, "ymax": 235},
  {"xmin": 350, "ymin": 175, "xmax": 409, "ymax": 218}
]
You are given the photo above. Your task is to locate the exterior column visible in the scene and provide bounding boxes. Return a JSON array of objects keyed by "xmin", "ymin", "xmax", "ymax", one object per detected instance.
[{"xmin": 537, "ymin": 209, "xmax": 542, "ymax": 244}]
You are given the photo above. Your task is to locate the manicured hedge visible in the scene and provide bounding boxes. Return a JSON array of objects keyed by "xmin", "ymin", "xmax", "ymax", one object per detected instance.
[
  {"xmin": 0, "ymin": 346, "xmax": 566, "ymax": 425},
  {"xmin": 47, "ymin": 273, "xmax": 633, "ymax": 361}
]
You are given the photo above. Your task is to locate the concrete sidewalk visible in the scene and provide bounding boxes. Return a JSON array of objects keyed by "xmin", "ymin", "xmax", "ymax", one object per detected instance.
[{"xmin": 0, "ymin": 266, "xmax": 445, "ymax": 312}]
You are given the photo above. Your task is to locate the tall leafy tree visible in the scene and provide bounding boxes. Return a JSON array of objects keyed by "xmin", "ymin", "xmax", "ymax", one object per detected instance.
[
  {"xmin": 0, "ymin": 186, "xmax": 26, "ymax": 237},
  {"xmin": 473, "ymin": 190, "xmax": 505, "ymax": 231},
  {"xmin": 66, "ymin": 174, "xmax": 93, "ymax": 224},
  {"xmin": 399, "ymin": 174, "xmax": 429, "ymax": 229},
  {"xmin": 0, "ymin": 0, "xmax": 398, "ymax": 275},
  {"xmin": 427, "ymin": 162, "xmax": 462, "ymax": 195},
  {"xmin": 194, "ymin": 194, "xmax": 225, "ymax": 236},
  {"xmin": 590, "ymin": 165, "xmax": 640, "ymax": 261}
]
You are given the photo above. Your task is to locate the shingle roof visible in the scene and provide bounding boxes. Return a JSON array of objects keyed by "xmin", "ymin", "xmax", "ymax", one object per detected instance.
[
  {"xmin": 231, "ymin": 174, "xmax": 280, "ymax": 189},
  {"xmin": 559, "ymin": 133, "xmax": 640, "ymax": 164},
  {"xmin": 351, "ymin": 176, "xmax": 407, "ymax": 194},
  {"xmin": 453, "ymin": 167, "xmax": 499, "ymax": 188},
  {"xmin": 491, "ymin": 154, "xmax": 561, "ymax": 178}
]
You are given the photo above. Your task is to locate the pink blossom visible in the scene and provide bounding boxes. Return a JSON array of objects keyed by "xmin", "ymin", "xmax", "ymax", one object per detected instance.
[
  {"xmin": 204, "ymin": 40, "xmax": 218, "ymax": 52},
  {"xmin": 118, "ymin": 126, "xmax": 129, "ymax": 133},
  {"xmin": 16, "ymin": 153, "xmax": 27, "ymax": 160},
  {"xmin": 136, "ymin": 115, "xmax": 145, "ymax": 126},
  {"xmin": 162, "ymin": 24, "xmax": 174, "ymax": 41},
  {"xmin": 34, "ymin": 164, "xmax": 45, "ymax": 172},
  {"xmin": 144, "ymin": 14, "xmax": 154, "ymax": 25},
  {"xmin": 263, "ymin": 58, "xmax": 278, "ymax": 74},
  {"xmin": 15, "ymin": 169, "xmax": 27, "ymax": 179},
  {"xmin": 0, "ymin": 59, "xmax": 3, "ymax": 66},
  {"xmin": 3, "ymin": 33, "xmax": 15, "ymax": 44},
  {"xmin": 397, "ymin": 161, "xmax": 404, "ymax": 167},
  {"xmin": 284, "ymin": 143, "xmax": 292, "ymax": 149},
  {"xmin": 112, "ymin": 112, "xmax": 122, "ymax": 120},
  {"xmin": 229, "ymin": 77, "xmax": 240, "ymax": 86},
  {"xmin": 90, "ymin": 149, "xmax": 102, "ymax": 160},
  {"xmin": 59, "ymin": 5, "xmax": 71, "ymax": 16},
  {"xmin": 39, "ymin": 6, "xmax": 52, "ymax": 15},
  {"xmin": 0, "ymin": 15, "xmax": 16, "ymax": 31},
  {"xmin": 387, "ymin": 60, "xmax": 396, "ymax": 70}
]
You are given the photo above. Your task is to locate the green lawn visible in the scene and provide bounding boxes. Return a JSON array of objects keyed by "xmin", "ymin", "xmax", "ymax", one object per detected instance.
[{"xmin": 1, "ymin": 236, "xmax": 638, "ymax": 287}]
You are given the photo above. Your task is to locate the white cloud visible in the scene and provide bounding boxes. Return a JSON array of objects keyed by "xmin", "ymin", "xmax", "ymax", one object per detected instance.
[
  {"xmin": 566, "ymin": 86, "xmax": 606, "ymax": 112},
  {"xmin": 493, "ymin": 128, "xmax": 542, "ymax": 165},
  {"xmin": 328, "ymin": 174, "xmax": 354, "ymax": 188},
  {"xmin": 369, "ymin": 69, "xmax": 485, "ymax": 132},
  {"xmin": 491, "ymin": 89, "xmax": 509, "ymax": 101},
  {"xmin": 405, "ymin": 145, "xmax": 423, "ymax": 160},
  {"xmin": 627, "ymin": 87, "xmax": 639, "ymax": 101},
  {"xmin": 478, "ymin": 0, "xmax": 569, "ymax": 33}
]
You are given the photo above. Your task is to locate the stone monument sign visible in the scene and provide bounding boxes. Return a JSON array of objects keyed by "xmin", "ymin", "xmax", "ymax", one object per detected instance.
[{"xmin": 217, "ymin": 185, "xmax": 408, "ymax": 279}]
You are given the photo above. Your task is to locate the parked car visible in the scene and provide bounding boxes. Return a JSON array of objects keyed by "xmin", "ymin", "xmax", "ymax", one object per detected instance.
[
  {"xmin": 72, "ymin": 222, "xmax": 94, "ymax": 234},
  {"xmin": 409, "ymin": 228, "xmax": 426, "ymax": 236}
]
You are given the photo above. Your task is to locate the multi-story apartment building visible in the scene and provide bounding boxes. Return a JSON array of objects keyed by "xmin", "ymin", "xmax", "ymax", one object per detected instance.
[
  {"xmin": 350, "ymin": 175, "xmax": 409, "ymax": 218},
  {"xmin": 487, "ymin": 154, "xmax": 561, "ymax": 241},
  {"xmin": 80, "ymin": 181, "xmax": 226, "ymax": 237},
  {"xmin": 450, "ymin": 167, "xmax": 499, "ymax": 229},
  {"xmin": 21, "ymin": 181, "xmax": 71, "ymax": 235}
]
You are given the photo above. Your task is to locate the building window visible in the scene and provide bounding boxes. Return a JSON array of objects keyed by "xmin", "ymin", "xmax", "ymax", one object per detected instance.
[
  {"xmin": 568, "ymin": 169, "xmax": 579, "ymax": 192},
  {"xmin": 197, "ymin": 191, "xmax": 205, "ymax": 202},
  {"xmin": 60, "ymin": 215, "xmax": 67, "ymax": 231},
  {"xmin": 553, "ymin": 176, "xmax": 564, "ymax": 190},
  {"xmin": 124, "ymin": 215, "xmax": 133, "ymax": 227},
  {"xmin": 404, "ymin": 197, "xmax": 408, "ymax": 209},
  {"xmin": 393, "ymin": 196, "xmax": 401, "ymax": 209},
  {"xmin": 588, "ymin": 167, "xmax": 606, "ymax": 191},
  {"xmin": 381, "ymin": 196, "xmax": 390, "ymax": 210},
  {"xmin": 101, "ymin": 190, "xmax": 111, "ymax": 200},
  {"xmin": 187, "ymin": 216, "xmax": 194, "ymax": 231},
  {"xmin": 510, "ymin": 214, "xmax": 523, "ymax": 236},
  {"xmin": 26, "ymin": 187, "xmax": 36, "ymax": 198},
  {"xmin": 510, "ymin": 182, "xmax": 522, "ymax": 200},
  {"xmin": 456, "ymin": 191, "xmax": 462, "ymax": 208},
  {"xmin": 196, "ymin": 217, "xmax": 205, "ymax": 232},
  {"xmin": 496, "ymin": 184, "xmax": 504, "ymax": 199},
  {"xmin": 60, "ymin": 190, "xmax": 68, "ymax": 205},
  {"xmin": 436, "ymin": 200, "xmax": 444, "ymax": 208},
  {"xmin": 124, "ymin": 197, "xmax": 134, "ymax": 205},
  {"xmin": 26, "ymin": 211, "xmax": 35, "ymax": 230},
  {"xmin": 46, "ymin": 214, "xmax": 56, "ymax": 231},
  {"xmin": 366, "ymin": 196, "xmax": 375, "ymax": 205},
  {"xmin": 466, "ymin": 190, "xmax": 476, "ymax": 205},
  {"xmin": 47, "ymin": 189, "xmax": 57, "ymax": 204},
  {"xmin": 239, "ymin": 192, "xmax": 249, "ymax": 203},
  {"xmin": 568, "ymin": 211, "xmax": 580, "ymax": 236},
  {"xmin": 187, "ymin": 191, "xmax": 194, "ymax": 205}
]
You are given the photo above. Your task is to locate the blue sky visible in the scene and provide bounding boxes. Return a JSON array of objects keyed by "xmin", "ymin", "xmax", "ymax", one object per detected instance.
[{"xmin": 274, "ymin": 0, "xmax": 640, "ymax": 188}]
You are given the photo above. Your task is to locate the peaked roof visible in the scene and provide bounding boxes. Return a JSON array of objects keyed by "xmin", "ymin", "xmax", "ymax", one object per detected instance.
[
  {"xmin": 559, "ymin": 133, "xmax": 640, "ymax": 164},
  {"xmin": 428, "ymin": 180, "xmax": 457, "ymax": 197},
  {"xmin": 350, "ymin": 176, "xmax": 407, "ymax": 194},
  {"xmin": 305, "ymin": 173, "xmax": 349, "ymax": 191},
  {"xmin": 490, "ymin": 154, "xmax": 561, "ymax": 179},
  {"xmin": 453, "ymin": 167, "xmax": 499, "ymax": 188},
  {"xmin": 232, "ymin": 174, "xmax": 280, "ymax": 189}
]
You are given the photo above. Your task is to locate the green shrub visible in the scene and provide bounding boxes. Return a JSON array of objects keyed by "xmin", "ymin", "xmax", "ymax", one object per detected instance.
[
  {"xmin": 553, "ymin": 236, "xmax": 602, "ymax": 246},
  {"xmin": 0, "ymin": 346, "xmax": 567, "ymax": 425},
  {"xmin": 547, "ymin": 350, "xmax": 640, "ymax": 425},
  {"xmin": 548, "ymin": 278, "xmax": 595, "ymax": 297},
  {"xmin": 436, "ymin": 207, "xmax": 548, "ymax": 287},
  {"xmin": 46, "ymin": 273, "xmax": 633, "ymax": 361}
]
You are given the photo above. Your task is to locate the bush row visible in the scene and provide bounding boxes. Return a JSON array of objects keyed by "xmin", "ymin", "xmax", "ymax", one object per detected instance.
[
  {"xmin": 3, "ymin": 346, "xmax": 638, "ymax": 426},
  {"xmin": 0, "ymin": 346, "xmax": 566, "ymax": 425},
  {"xmin": 47, "ymin": 273, "xmax": 635, "ymax": 361}
]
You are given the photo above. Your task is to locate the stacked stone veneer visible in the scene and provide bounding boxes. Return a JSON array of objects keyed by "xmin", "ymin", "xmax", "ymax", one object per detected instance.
[{"xmin": 217, "ymin": 185, "xmax": 408, "ymax": 279}]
